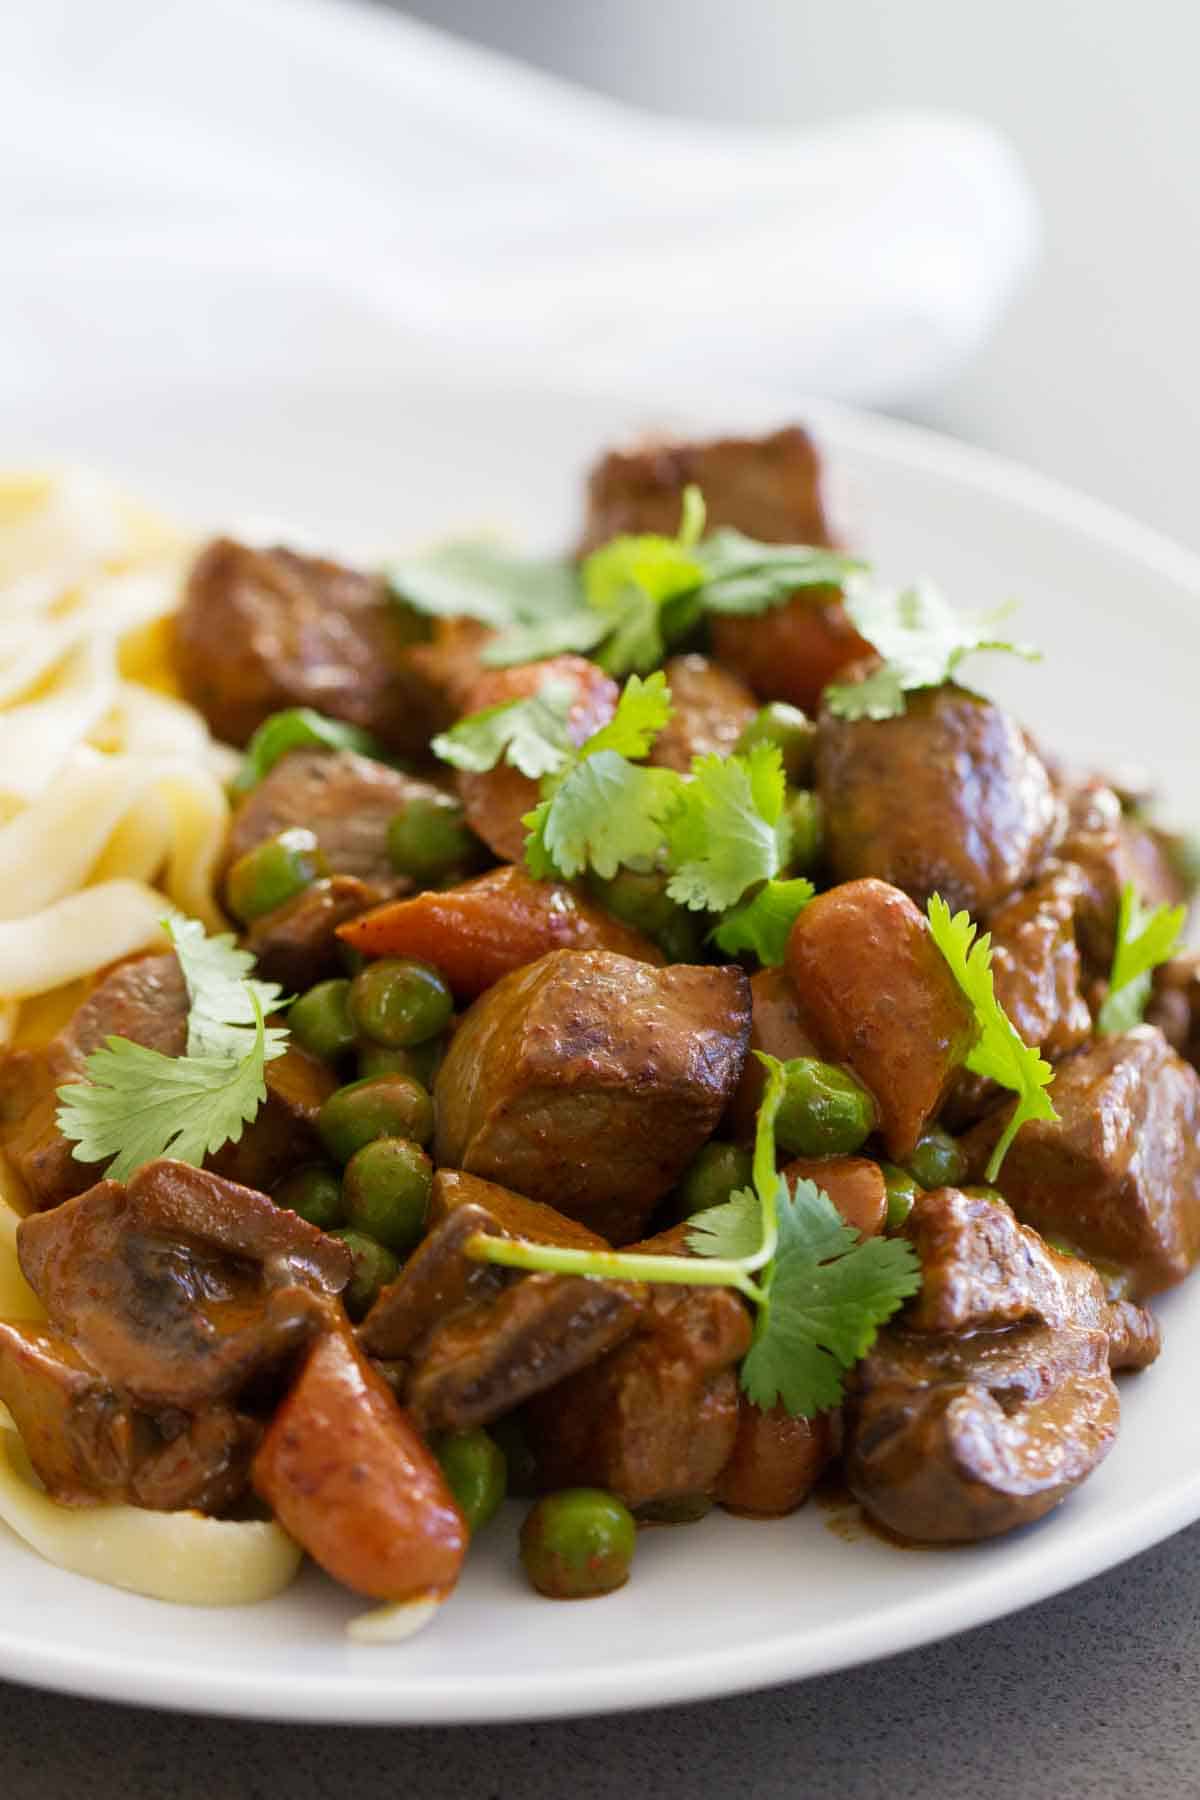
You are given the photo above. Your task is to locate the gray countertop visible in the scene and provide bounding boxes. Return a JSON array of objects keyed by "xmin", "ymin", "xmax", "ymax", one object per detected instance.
[{"xmin": 6, "ymin": 1517, "xmax": 1200, "ymax": 1799}]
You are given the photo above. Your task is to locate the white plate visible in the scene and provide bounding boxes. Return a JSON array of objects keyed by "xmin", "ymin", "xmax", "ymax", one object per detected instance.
[{"xmin": 2, "ymin": 373, "xmax": 1199, "ymax": 1724}]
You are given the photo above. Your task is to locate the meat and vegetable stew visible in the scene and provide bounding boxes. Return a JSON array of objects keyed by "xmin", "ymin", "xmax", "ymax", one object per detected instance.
[{"xmin": 0, "ymin": 425, "xmax": 1196, "ymax": 1642}]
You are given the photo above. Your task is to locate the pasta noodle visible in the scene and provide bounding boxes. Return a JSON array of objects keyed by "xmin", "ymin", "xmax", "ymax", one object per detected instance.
[
  {"xmin": 0, "ymin": 1429, "xmax": 303, "ymax": 1608},
  {"xmin": 0, "ymin": 470, "xmax": 234, "ymax": 1035}
]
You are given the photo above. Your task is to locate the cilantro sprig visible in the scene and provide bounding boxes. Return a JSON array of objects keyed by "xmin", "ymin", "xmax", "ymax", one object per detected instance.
[
  {"xmin": 825, "ymin": 582, "xmax": 1040, "ymax": 722},
  {"xmin": 387, "ymin": 487, "xmax": 862, "ymax": 677},
  {"xmin": 56, "ymin": 916, "xmax": 289, "ymax": 1183},
  {"xmin": 1097, "ymin": 882, "xmax": 1187, "ymax": 1035},
  {"xmin": 926, "ymin": 895, "xmax": 1057, "ymax": 1180},
  {"xmin": 465, "ymin": 1055, "xmax": 920, "ymax": 1418}
]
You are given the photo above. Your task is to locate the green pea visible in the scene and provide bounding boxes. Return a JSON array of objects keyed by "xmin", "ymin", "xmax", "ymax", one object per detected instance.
[
  {"xmin": 785, "ymin": 790, "xmax": 824, "ymax": 872},
  {"xmin": 434, "ymin": 1428, "xmax": 507, "ymax": 1534},
  {"xmin": 329, "ymin": 1228, "xmax": 399, "ymax": 1320},
  {"xmin": 343, "ymin": 1136, "xmax": 432, "ymax": 1255},
  {"xmin": 488, "ymin": 1412, "xmax": 540, "ymax": 1499},
  {"xmin": 387, "ymin": 792, "xmax": 478, "ymax": 883},
  {"xmin": 736, "ymin": 702, "xmax": 817, "ymax": 783},
  {"xmin": 775, "ymin": 1057, "xmax": 875, "ymax": 1158},
  {"xmin": 272, "ymin": 1164, "xmax": 345, "ymax": 1232},
  {"xmin": 519, "ymin": 1488, "xmax": 637, "ymax": 1600},
  {"xmin": 905, "ymin": 1127, "xmax": 968, "ymax": 1191},
  {"xmin": 288, "ymin": 978, "xmax": 356, "ymax": 1063},
  {"xmin": 588, "ymin": 869, "xmax": 702, "ymax": 961},
  {"xmin": 676, "ymin": 1142, "xmax": 754, "ymax": 1221},
  {"xmin": 225, "ymin": 828, "xmax": 327, "ymax": 923},
  {"xmin": 879, "ymin": 1162, "xmax": 922, "ymax": 1231},
  {"xmin": 357, "ymin": 1038, "xmax": 444, "ymax": 1087},
  {"xmin": 317, "ymin": 1073, "xmax": 434, "ymax": 1164},
  {"xmin": 349, "ymin": 958, "xmax": 454, "ymax": 1049}
]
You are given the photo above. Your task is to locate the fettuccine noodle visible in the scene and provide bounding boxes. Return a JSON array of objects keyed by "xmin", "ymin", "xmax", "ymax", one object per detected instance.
[{"xmin": 0, "ymin": 471, "xmax": 235, "ymax": 1047}]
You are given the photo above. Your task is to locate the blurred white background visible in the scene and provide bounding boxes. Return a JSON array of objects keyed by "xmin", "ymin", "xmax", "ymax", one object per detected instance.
[{"xmin": 388, "ymin": 0, "xmax": 1200, "ymax": 550}]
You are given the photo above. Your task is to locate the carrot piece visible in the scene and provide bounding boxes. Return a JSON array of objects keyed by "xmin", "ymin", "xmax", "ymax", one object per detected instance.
[{"xmin": 337, "ymin": 864, "xmax": 663, "ymax": 998}]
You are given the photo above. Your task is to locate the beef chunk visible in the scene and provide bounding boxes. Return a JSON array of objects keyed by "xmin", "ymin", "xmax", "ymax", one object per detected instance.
[
  {"xmin": 18, "ymin": 1160, "xmax": 349, "ymax": 1410},
  {"xmin": 581, "ymin": 426, "xmax": 836, "ymax": 551},
  {"xmin": 580, "ymin": 427, "xmax": 869, "ymax": 714},
  {"xmin": 1058, "ymin": 781, "xmax": 1190, "ymax": 971},
  {"xmin": 817, "ymin": 682, "xmax": 1063, "ymax": 918},
  {"xmin": 0, "ymin": 1320, "xmax": 259, "ymax": 1512},
  {"xmin": 962, "ymin": 1027, "xmax": 1200, "ymax": 1299},
  {"xmin": 2, "ymin": 955, "xmax": 332, "ymax": 1211},
  {"xmin": 986, "ymin": 865, "xmax": 1093, "ymax": 1059},
  {"xmin": 902, "ymin": 1187, "xmax": 1159, "ymax": 1370},
  {"xmin": 526, "ymin": 1223, "xmax": 752, "ymax": 1508},
  {"xmin": 844, "ymin": 1322, "xmax": 1119, "ymax": 1543},
  {"xmin": 2, "ymin": 953, "xmax": 187, "ymax": 1210},
  {"xmin": 225, "ymin": 747, "xmax": 435, "ymax": 893},
  {"xmin": 1148, "ymin": 956, "xmax": 1200, "ymax": 1070},
  {"xmin": 244, "ymin": 874, "xmax": 380, "ymax": 991},
  {"xmin": 453, "ymin": 656, "xmax": 618, "ymax": 863},
  {"xmin": 337, "ymin": 864, "xmax": 664, "ymax": 1000},
  {"xmin": 252, "ymin": 1324, "xmax": 467, "ymax": 1603},
  {"xmin": 785, "ymin": 879, "xmax": 975, "ymax": 1160},
  {"xmin": 358, "ymin": 1178, "xmax": 644, "ymax": 1435},
  {"xmin": 207, "ymin": 1045, "xmax": 335, "ymax": 1193},
  {"xmin": 715, "ymin": 1401, "xmax": 837, "ymax": 1518},
  {"xmin": 434, "ymin": 949, "xmax": 751, "ymax": 1242},
  {"xmin": 647, "ymin": 655, "xmax": 758, "ymax": 773},
  {"xmin": 174, "ymin": 539, "xmax": 442, "ymax": 753}
]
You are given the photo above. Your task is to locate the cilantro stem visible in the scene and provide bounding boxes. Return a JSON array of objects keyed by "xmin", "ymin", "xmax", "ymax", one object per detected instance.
[{"xmin": 464, "ymin": 1232, "xmax": 768, "ymax": 1303}]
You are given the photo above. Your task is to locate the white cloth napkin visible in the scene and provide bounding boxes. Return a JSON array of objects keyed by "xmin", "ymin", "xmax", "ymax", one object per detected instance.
[{"xmin": 4, "ymin": 0, "xmax": 1038, "ymax": 408}]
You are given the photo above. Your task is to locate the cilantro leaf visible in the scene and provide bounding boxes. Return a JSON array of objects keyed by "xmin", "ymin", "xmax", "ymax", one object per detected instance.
[
  {"xmin": 926, "ymin": 894, "xmax": 1058, "ymax": 1180},
  {"xmin": 56, "ymin": 916, "xmax": 289, "ymax": 1182},
  {"xmin": 582, "ymin": 526, "xmax": 706, "ymax": 677},
  {"xmin": 710, "ymin": 877, "xmax": 814, "ymax": 965},
  {"xmin": 523, "ymin": 754, "xmax": 677, "ymax": 881},
  {"xmin": 582, "ymin": 670, "xmax": 673, "ymax": 760},
  {"xmin": 662, "ymin": 745, "xmax": 790, "ymax": 912},
  {"xmin": 386, "ymin": 541, "xmax": 580, "ymax": 629},
  {"xmin": 826, "ymin": 582, "xmax": 1040, "ymax": 721},
  {"xmin": 695, "ymin": 531, "xmax": 864, "ymax": 615},
  {"xmin": 232, "ymin": 708, "xmax": 390, "ymax": 796},
  {"xmin": 1097, "ymin": 882, "xmax": 1187, "ymax": 1034},
  {"xmin": 166, "ymin": 915, "xmax": 288, "ymax": 1060},
  {"xmin": 684, "ymin": 1187, "xmax": 764, "ymax": 1262},
  {"xmin": 740, "ymin": 1181, "xmax": 921, "ymax": 1415},
  {"xmin": 431, "ymin": 677, "xmax": 576, "ymax": 779}
]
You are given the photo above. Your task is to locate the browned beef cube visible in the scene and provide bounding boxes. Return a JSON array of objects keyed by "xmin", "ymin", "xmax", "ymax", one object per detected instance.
[
  {"xmin": 646, "ymin": 655, "xmax": 758, "ymax": 774},
  {"xmin": 2, "ymin": 952, "xmax": 187, "ymax": 1210},
  {"xmin": 724, "ymin": 966, "xmax": 820, "ymax": 1140},
  {"xmin": 357, "ymin": 1177, "xmax": 643, "ymax": 1435},
  {"xmin": 525, "ymin": 1224, "xmax": 752, "ymax": 1508},
  {"xmin": 18, "ymin": 1160, "xmax": 349, "ymax": 1410},
  {"xmin": 225, "ymin": 747, "xmax": 439, "ymax": 893},
  {"xmin": 434, "ymin": 950, "xmax": 751, "ymax": 1243},
  {"xmin": 844, "ymin": 1322, "xmax": 1119, "ymax": 1543},
  {"xmin": 986, "ymin": 865, "xmax": 1093, "ymax": 1059},
  {"xmin": 580, "ymin": 425, "xmax": 836, "ymax": 552},
  {"xmin": 208, "ymin": 1044, "xmax": 335, "ymax": 1193},
  {"xmin": 580, "ymin": 428, "xmax": 869, "ymax": 714},
  {"xmin": 174, "ymin": 539, "xmax": 445, "ymax": 752},
  {"xmin": 244, "ymin": 874, "xmax": 381, "ymax": 991},
  {"xmin": 962, "ymin": 1027, "xmax": 1200, "ymax": 1299},
  {"xmin": 817, "ymin": 682, "xmax": 1063, "ymax": 918},
  {"xmin": 1148, "ymin": 955, "xmax": 1200, "ymax": 1071},
  {"xmin": 902, "ymin": 1187, "xmax": 1159, "ymax": 1370}
]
